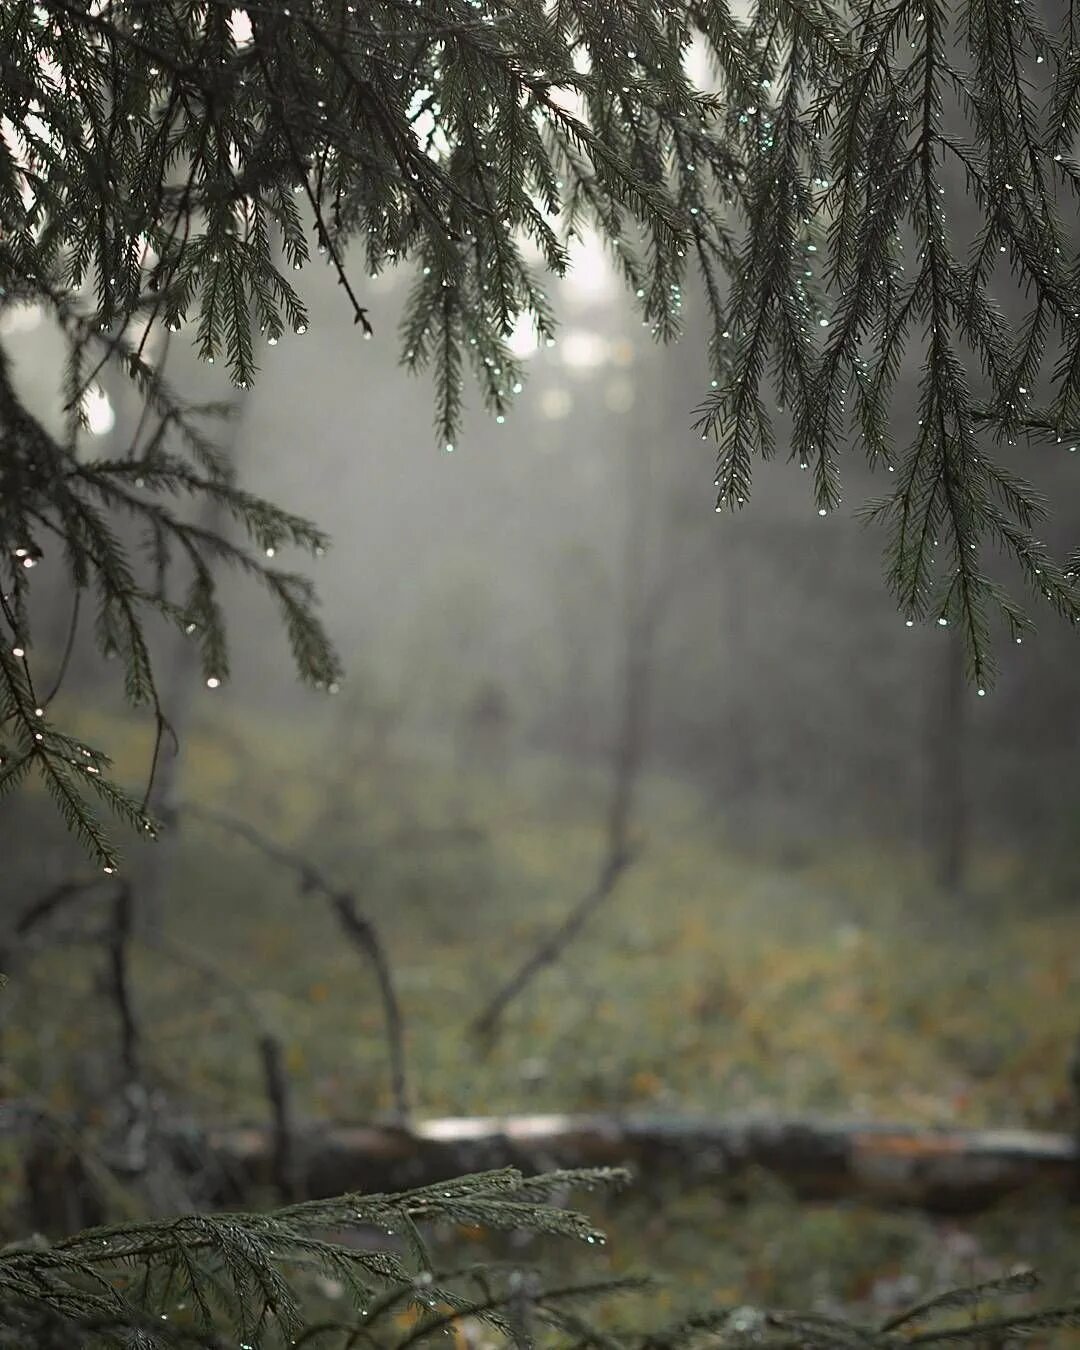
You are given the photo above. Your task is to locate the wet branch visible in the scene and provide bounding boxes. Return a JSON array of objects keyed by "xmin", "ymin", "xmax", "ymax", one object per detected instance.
[
  {"xmin": 470, "ymin": 579, "xmax": 662, "ymax": 1045},
  {"xmin": 184, "ymin": 804, "xmax": 411, "ymax": 1126},
  {"xmin": 1, "ymin": 877, "xmax": 111, "ymax": 971}
]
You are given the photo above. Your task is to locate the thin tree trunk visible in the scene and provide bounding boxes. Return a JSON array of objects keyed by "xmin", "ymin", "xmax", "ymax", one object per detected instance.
[
  {"xmin": 927, "ymin": 630, "xmax": 967, "ymax": 894},
  {"xmin": 720, "ymin": 530, "xmax": 758, "ymax": 843}
]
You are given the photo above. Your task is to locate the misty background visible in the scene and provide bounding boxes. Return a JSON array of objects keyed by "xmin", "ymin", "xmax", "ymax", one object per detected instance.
[
  {"xmin": 6, "ymin": 145, "xmax": 1080, "ymax": 1318},
  {"xmin": 5, "ymin": 224, "xmax": 1078, "ymax": 877}
]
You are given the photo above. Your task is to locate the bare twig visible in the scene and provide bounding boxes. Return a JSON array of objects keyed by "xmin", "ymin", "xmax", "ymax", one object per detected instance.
[
  {"xmin": 470, "ymin": 846, "xmax": 637, "ymax": 1043},
  {"xmin": 10, "ymin": 876, "xmax": 106, "ymax": 940},
  {"xmin": 183, "ymin": 804, "xmax": 411, "ymax": 1126},
  {"xmin": 470, "ymin": 439, "xmax": 667, "ymax": 1044},
  {"xmin": 470, "ymin": 616, "xmax": 652, "ymax": 1042},
  {"xmin": 0, "ymin": 876, "xmax": 110, "ymax": 973}
]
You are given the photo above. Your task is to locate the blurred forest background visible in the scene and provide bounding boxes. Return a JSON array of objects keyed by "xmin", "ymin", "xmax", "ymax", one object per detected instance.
[{"xmin": 4, "ymin": 136, "xmax": 1080, "ymax": 1330}]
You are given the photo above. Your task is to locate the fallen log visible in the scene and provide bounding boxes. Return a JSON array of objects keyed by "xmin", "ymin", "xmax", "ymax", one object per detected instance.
[
  {"xmin": 203, "ymin": 1113, "xmax": 1078, "ymax": 1214},
  {"xmin": 6, "ymin": 1108, "xmax": 1076, "ymax": 1225}
]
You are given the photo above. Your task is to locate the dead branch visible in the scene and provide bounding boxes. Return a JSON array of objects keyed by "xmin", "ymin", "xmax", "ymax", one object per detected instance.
[
  {"xmin": 470, "ymin": 567, "xmax": 659, "ymax": 1044},
  {"xmin": 183, "ymin": 804, "xmax": 410, "ymax": 1126},
  {"xmin": 149, "ymin": 931, "xmax": 298, "ymax": 1199},
  {"xmin": 470, "ymin": 847, "xmax": 636, "ymax": 1042},
  {"xmin": 468, "ymin": 418, "xmax": 710, "ymax": 1044},
  {"xmin": 1, "ymin": 876, "xmax": 111, "ymax": 973}
]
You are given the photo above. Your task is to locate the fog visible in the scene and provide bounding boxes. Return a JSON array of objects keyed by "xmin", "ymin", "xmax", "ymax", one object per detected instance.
[{"xmin": 8, "ymin": 226, "xmax": 1076, "ymax": 869}]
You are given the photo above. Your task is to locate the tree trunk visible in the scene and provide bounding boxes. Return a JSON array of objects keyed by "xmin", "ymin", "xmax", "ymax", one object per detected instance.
[{"xmin": 926, "ymin": 631, "xmax": 967, "ymax": 895}]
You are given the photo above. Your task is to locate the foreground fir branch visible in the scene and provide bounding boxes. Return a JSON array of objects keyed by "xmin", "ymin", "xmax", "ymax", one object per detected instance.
[
  {"xmin": 0, "ymin": 1166, "xmax": 637, "ymax": 1348},
  {"xmin": 2, "ymin": 0, "xmax": 1080, "ymax": 863},
  {"xmin": 3, "ymin": 1171, "xmax": 1080, "ymax": 1348}
]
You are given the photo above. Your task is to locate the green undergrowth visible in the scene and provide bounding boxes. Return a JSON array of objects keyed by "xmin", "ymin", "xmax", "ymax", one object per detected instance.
[
  {"xmin": 4, "ymin": 700, "xmax": 1080, "ymax": 1333},
  {"xmin": 6, "ymin": 699, "xmax": 1078, "ymax": 1130},
  {"xmin": 14, "ymin": 696, "xmax": 1063, "ymax": 1128}
]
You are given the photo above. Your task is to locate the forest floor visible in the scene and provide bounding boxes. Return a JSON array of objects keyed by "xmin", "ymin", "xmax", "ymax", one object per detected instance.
[{"xmin": 5, "ymin": 703, "xmax": 1080, "ymax": 1332}]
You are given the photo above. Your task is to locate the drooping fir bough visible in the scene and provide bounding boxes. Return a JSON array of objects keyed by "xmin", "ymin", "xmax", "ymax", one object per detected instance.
[
  {"xmin": 0, "ymin": 1166, "xmax": 634, "ymax": 1347},
  {"xmin": 6, "ymin": 1172, "xmax": 1080, "ymax": 1348},
  {"xmin": 1, "ymin": 0, "xmax": 1079, "ymax": 865}
]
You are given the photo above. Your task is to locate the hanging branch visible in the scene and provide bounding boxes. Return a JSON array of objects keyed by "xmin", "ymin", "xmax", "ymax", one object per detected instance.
[
  {"xmin": 4, "ymin": 0, "xmax": 1080, "ymax": 873},
  {"xmin": 183, "ymin": 804, "xmax": 410, "ymax": 1126}
]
